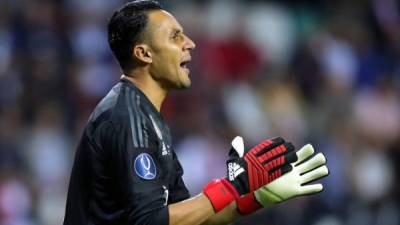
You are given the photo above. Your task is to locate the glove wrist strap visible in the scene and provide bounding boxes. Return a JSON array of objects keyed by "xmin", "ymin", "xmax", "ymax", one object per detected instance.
[
  {"xmin": 236, "ymin": 193, "xmax": 262, "ymax": 215},
  {"xmin": 203, "ymin": 179, "xmax": 236, "ymax": 213},
  {"xmin": 220, "ymin": 179, "xmax": 262, "ymax": 214},
  {"xmin": 203, "ymin": 178, "xmax": 262, "ymax": 215}
]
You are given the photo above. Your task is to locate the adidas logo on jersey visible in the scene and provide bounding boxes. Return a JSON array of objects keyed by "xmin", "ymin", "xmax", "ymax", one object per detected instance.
[
  {"xmin": 161, "ymin": 143, "xmax": 169, "ymax": 156},
  {"xmin": 228, "ymin": 162, "xmax": 245, "ymax": 181}
]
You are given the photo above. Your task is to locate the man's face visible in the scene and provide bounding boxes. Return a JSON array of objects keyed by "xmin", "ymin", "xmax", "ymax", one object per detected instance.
[{"xmin": 144, "ymin": 10, "xmax": 195, "ymax": 90}]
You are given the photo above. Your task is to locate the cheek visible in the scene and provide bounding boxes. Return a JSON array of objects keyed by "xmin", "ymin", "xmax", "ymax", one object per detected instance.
[
  {"xmin": 163, "ymin": 52, "xmax": 181, "ymax": 74},
  {"xmin": 164, "ymin": 56, "xmax": 179, "ymax": 76},
  {"xmin": 152, "ymin": 53, "xmax": 170, "ymax": 72},
  {"xmin": 151, "ymin": 54, "xmax": 178, "ymax": 80},
  {"xmin": 151, "ymin": 45, "xmax": 182, "ymax": 77}
]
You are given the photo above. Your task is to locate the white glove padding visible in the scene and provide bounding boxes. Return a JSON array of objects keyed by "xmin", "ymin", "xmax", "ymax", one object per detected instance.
[{"xmin": 254, "ymin": 144, "xmax": 329, "ymax": 207}]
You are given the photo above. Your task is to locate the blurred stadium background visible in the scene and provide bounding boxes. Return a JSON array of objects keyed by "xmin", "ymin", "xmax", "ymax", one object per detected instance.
[{"xmin": 0, "ymin": 0, "xmax": 399, "ymax": 224}]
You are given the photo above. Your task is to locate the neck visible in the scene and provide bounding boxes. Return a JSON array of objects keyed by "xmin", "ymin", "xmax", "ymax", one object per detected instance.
[{"xmin": 121, "ymin": 72, "xmax": 167, "ymax": 112}]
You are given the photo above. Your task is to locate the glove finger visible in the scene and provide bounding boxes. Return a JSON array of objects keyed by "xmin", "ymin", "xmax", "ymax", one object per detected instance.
[
  {"xmin": 283, "ymin": 150, "xmax": 297, "ymax": 164},
  {"xmin": 300, "ymin": 165, "xmax": 329, "ymax": 185},
  {"xmin": 267, "ymin": 163, "xmax": 293, "ymax": 182},
  {"xmin": 299, "ymin": 183, "xmax": 323, "ymax": 195},
  {"xmin": 230, "ymin": 136, "xmax": 245, "ymax": 158},
  {"xmin": 262, "ymin": 150, "xmax": 297, "ymax": 171},
  {"xmin": 280, "ymin": 163, "xmax": 294, "ymax": 174},
  {"xmin": 257, "ymin": 142, "xmax": 295, "ymax": 164},
  {"xmin": 294, "ymin": 144, "xmax": 315, "ymax": 166},
  {"xmin": 263, "ymin": 155, "xmax": 284, "ymax": 172},
  {"xmin": 253, "ymin": 137, "xmax": 285, "ymax": 156},
  {"xmin": 297, "ymin": 153, "xmax": 327, "ymax": 174}
]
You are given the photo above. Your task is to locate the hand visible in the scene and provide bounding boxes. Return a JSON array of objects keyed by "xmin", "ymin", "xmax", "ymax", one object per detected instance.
[
  {"xmin": 226, "ymin": 136, "xmax": 297, "ymax": 195},
  {"xmin": 254, "ymin": 144, "xmax": 329, "ymax": 207},
  {"xmin": 203, "ymin": 136, "xmax": 297, "ymax": 213}
]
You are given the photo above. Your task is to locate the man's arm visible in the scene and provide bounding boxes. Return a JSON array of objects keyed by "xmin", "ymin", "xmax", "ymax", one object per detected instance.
[
  {"xmin": 166, "ymin": 136, "xmax": 293, "ymax": 225},
  {"xmin": 169, "ymin": 193, "xmax": 240, "ymax": 225},
  {"xmin": 168, "ymin": 142, "xmax": 330, "ymax": 225},
  {"xmin": 200, "ymin": 198, "xmax": 241, "ymax": 225}
]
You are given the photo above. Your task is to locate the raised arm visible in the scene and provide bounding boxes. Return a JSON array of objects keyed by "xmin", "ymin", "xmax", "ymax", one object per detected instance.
[
  {"xmin": 168, "ymin": 139, "xmax": 330, "ymax": 225},
  {"xmin": 167, "ymin": 136, "xmax": 297, "ymax": 225}
]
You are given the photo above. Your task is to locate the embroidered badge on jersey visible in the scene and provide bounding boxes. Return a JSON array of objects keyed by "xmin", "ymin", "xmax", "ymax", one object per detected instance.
[{"xmin": 134, "ymin": 153, "xmax": 157, "ymax": 180}]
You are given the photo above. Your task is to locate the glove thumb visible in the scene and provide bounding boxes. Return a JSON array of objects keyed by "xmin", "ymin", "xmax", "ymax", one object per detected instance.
[{"xmin": 231, "ymin": 136, "xmax": 244, "ymax": 158}]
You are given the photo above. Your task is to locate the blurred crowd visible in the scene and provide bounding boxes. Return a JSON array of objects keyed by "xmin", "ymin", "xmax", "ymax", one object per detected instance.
[{"xmin": 0, "ymin": 0, "xmax": 399, "ymax": 225}]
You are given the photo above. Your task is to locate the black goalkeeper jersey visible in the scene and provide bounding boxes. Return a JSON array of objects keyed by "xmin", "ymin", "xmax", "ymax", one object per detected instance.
[{"xmin": 64, "ymin": 80, "xmax": 190, "ymax": 225}]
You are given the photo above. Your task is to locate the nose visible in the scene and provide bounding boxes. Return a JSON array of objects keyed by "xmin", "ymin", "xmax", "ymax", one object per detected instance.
[{"xmin": 183, "ymin": 34, "xmax": 196, "ymax": 51}]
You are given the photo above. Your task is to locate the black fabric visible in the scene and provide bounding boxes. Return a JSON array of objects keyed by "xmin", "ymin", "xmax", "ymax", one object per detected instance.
[
  {"xmin": 64, "ymin": 80, "xmax": 190, "ymax": 225},
  {"xmin": 226, "ymin": 156, "xmax": 249, "ymax": 195}
]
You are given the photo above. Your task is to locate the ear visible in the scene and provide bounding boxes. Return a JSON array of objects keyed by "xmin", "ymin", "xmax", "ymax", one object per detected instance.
[{"xmin": 133, "ymin": 44, "xmax": 152, "ymax": 64}]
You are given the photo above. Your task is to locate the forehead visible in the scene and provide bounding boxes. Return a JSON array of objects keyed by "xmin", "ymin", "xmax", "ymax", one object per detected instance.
[{"xmin": 146, "ymin": 10, "xmax": 183, "ymax": 35}]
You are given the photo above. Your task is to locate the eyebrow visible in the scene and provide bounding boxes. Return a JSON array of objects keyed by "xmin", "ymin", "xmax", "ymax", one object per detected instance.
[{"xmin": 171, "ymin": 28, "xmax": 183, "ymax": 35}]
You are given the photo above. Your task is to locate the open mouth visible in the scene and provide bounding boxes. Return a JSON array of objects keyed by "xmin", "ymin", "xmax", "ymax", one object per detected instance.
[
  {"xmin": 180, "ymin": 59, "xmax": 191, "ymax": 69},
  {"xmin": 180, "ymin": 62, "xmax": 188, "ymax": 68}
]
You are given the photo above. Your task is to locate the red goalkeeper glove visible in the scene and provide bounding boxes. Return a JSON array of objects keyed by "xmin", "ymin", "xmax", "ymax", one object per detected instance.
[{"xmin": 203, "ymin": 136, "xmax": 297, "ymax": 214}]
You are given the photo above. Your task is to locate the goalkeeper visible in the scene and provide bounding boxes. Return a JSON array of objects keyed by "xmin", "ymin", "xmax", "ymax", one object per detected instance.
[{"xmin": 63, "ymin": 1, "xmax": 329, "ymax": 225}]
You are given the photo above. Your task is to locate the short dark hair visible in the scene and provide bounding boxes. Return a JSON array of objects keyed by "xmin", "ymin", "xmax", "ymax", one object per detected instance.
[{"xmin": 108, "ymin": 0, "xmax": 163, "ymax": 70}]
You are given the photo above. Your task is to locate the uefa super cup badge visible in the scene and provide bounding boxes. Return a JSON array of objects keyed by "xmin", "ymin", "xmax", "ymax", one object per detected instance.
[{"xmin": 134, "ymin": 153, "xmax": 157, "ymax": 180}]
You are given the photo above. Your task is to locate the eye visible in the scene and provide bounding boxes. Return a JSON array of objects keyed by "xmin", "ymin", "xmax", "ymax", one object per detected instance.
[
  {"xmin": 172, "ymin": 32, "xmax": 179, "ymax": 40},
  {"xmin": 171, "ymin": 30, "xmax": 183, "ymax": 41}
]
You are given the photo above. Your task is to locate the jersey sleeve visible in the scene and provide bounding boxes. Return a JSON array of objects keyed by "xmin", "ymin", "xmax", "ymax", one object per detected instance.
[{"xmin": 92, "ymin": 119, "xmax": 169, "ymax": 225}]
